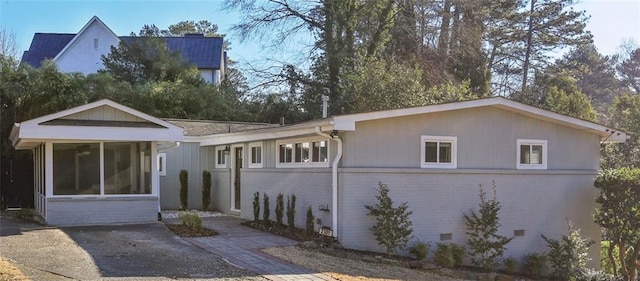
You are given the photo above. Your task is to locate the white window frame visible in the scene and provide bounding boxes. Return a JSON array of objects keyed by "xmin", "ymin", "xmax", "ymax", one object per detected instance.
[
  {"xmin": 276, "ymin": 137, "xmax": 330, "ymax": 168},
  {"xmin": 248, "ymin": 142, "xmax": 263, "ymax": 168},
  {"xmin": 517, "ymin": 139, "xmax": 548, "ymax": 170},
  {"xmin": 420, "ymin": 135, "xmax": 457, "ymax": 169},
  {"xmin": 157, "ymin": 153, "xmax": 167, "ymax": 176},
  {"xmin": 215, "ymin": 146, "xmax": 228, "ymax": 169}
]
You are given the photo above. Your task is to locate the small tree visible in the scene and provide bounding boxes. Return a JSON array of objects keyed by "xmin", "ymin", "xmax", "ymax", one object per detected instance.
[
  {"xmin": 306, "ymin": 205, "xmax": 315, "ymax": 236},
  {"xmin": 364, "ymin": 181, "xmax": 414, "ymax": 256},
  {"xmin": 594, "ymin": 168, "xmax": 640, "ymax": 281},
  {"xmin": 275, "ymin": 193, "xmax": 284, "ymax": 227},
  {"xmin": 286, "ymin": 194, "xmax": 296, "ymax": 230},
  {"xmin": 542, "ymin": 221, "xmax": 594, "ymax": 281},
  {"xmin": 464, "ymin": 183, "xmax": 513, "ymax": 271},
  {"xmin": 253, "ymin": 192, "xmax": 260, "ymax": 222},
  {"xmin": 202, "ymin": 170, "xmax": 211, "ymax": 210},
  {"xmin": 179, "ymin": 170, "xmax": 188, "ymax": 210},
  {"xmin": 263, "ymin": 193, "xmax": 270, "ymax": 226}
]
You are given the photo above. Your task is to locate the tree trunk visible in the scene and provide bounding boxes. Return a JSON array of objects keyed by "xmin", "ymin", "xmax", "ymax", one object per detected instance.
[
  {"xmin": 521, "ymin": 0, "xmax": 535, "ymax": 94},
  {"xmin": 437, "ymin": 0, "xmax": 452, "ymax": 55},
  {"xmin": 608, "ymin": 241, "xmax": 618, "ymax": 276}
]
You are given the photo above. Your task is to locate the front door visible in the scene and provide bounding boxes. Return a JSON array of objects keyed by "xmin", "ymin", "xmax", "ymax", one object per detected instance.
[{"xmin": 232, "ymin": 146, "xmax": 243, "ymax": 211}]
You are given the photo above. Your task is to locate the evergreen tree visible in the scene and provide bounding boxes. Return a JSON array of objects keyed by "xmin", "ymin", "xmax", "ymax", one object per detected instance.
[{"xmin": 365, "ymin": 181, "xmax": 413, "ymax": 256}]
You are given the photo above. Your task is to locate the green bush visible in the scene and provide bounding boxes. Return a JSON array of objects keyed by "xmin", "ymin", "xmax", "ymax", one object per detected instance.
[
  {"xmin": 409, "ymin": 240, "xmax": 430, "ymax": 260},
  {"xmin": 286, "ymin": 194, "xmax": 296, "ymax": 230},
  {"xmin": 178, "ymin": 211, "xmax": 202, "ymax": 230},
  {"xmin": 306, "ymin": 205, "xmax": 315, "ymax": 236},
  {"xmin": 275, "ymin": 193, "xmax": 284, "ymax": 227},
  {"xmin": 522, "ymin": 252, "xmax": 548, "ymax": 278},
  {"xmin": 253, "ymin": 192, "xmax": 260, "ymax": 222},
  {"xmin": 502, "ymin": 257, "xmax": 518, "ymax": 275},
  {"xmin": 433, "ymin": 242, "xmax": 464, "ymax": 268},
  {"xmin": 464, "ymin": 183, "xmax": 513, "ymax": 271},
  {"xmin": 450, "ymin": 243, "xmax": 466, "ymax": 267},
  {"xmin": 202, "ymin": 170, "xmax": 211, "ymax": 210},
  {"xmin": 179, "ymin": 170, "xmax": 188, "ymax": 210},
  {"xmin": 263, "ymin": 193, "xmax": 270, "ymax": 226},
  {"xmin": 364, "ymin": 181, "xmax": 414, "ymax": 256},
  {"xmin": 542, "ymin": 222, "xmax": 594, "ymax": 280}
]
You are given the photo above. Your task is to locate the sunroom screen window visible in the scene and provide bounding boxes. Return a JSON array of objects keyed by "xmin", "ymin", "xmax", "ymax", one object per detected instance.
[
  {"xmin": 104, "ymin": 142, "xmax": 151, "ymax": 194},
  {"xmin": 53, "ymin": 143, "xmax": 100, "ymax": 195}
]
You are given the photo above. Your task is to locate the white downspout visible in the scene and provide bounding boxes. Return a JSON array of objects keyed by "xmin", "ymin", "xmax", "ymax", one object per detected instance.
[
  {"xmin": 156, "ymin": 141, "xmax": 181, "ymax": 217},
  {"xmin": 315, "ymin": 126, "xmax": 342, "ymax": 239}
]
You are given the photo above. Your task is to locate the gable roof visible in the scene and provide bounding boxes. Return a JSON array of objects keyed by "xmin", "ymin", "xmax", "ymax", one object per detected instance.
[
  {"xmin": 10, "ymin": 99, "xmax": 183, "ymax": 149},
  {"xmin": 20, "ymin": 16, "xmax": 225, "ymax": 70},
  {"xmin": 331, "ymin": 97, "xmax": 628, "ymax": 142},
  {"xmin": 196, "ymin": 97, "xmax": 629, "ymax": 146},
  {"xmin": 21, "ymin": 33, "xmax": 75, "ymax": 67},
  {"xmin": 53, "ymin": 16, "xmax": 120, "ymax": 62},
  {"xmin": 120, "ymin": 36, "xmax": 224, "ymax": 69}
]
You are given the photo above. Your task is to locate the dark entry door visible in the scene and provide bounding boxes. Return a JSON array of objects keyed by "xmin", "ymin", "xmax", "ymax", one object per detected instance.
[{"xmin": 233, "ymin": 147, "xmax": 242, "ymax": 210}]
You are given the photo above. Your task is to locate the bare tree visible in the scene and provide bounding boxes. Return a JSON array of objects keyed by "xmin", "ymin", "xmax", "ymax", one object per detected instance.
[{"xmin": 0, "ymin": 26, "xmax": 20, "ymax": 60}]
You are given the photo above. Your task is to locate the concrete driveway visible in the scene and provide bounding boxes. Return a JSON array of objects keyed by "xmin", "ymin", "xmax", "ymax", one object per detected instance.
[{"xmin": 0, "ymin": 211, "xmax": 266, "ymax": 280}]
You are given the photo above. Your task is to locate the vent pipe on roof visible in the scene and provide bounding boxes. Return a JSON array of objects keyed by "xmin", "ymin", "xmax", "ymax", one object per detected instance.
[{"xmin": 322, "ymin": 95, "xmax": 329, "ymax": 118}]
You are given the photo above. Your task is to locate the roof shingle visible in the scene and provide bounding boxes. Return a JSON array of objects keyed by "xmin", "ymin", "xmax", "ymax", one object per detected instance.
[{"xmin": 164, "ymin": 119, "xmax": 279, "ymax": 137}]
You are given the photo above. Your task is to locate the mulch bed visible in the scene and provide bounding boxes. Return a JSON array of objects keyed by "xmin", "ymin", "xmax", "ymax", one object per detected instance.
[
  {"xmin": 241, "ymin": 220, "xmax": 337, "ymax": 246},
  {"xmin": 166, "ymin": 224, "xmax": 218, "ymax": 237}
]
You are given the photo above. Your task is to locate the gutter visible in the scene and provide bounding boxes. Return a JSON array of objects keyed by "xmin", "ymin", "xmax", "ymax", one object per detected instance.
[
  {"xmin": 315, "ymin": 127, "xmax": 342, "ymax": 239},
  {"xmin": 157, "ymin": 141, "xmax": 181, "ymax": 152}
]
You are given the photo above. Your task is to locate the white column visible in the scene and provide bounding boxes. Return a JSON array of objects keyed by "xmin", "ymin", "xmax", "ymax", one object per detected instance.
[{"xmin": 45, "ymin": 141, "xmax": 53, "ymax": 197}]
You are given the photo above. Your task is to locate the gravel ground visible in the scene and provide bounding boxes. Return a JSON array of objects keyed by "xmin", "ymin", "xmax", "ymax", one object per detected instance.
[
  {"xmin": 161, "ymin": 210, "xmax": 227, "ymax": 219},
  {"xmin": 0, "ymin": 211, "xmax": 265, "ymax": 281}
]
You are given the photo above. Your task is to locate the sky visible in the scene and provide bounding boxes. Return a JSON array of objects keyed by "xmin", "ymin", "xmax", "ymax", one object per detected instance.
[{"xmin": 1, "ymin": 0, "xmax": 639, "ymax": 72}]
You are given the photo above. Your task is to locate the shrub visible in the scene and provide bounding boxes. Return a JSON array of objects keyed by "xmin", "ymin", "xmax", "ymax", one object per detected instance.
[
  {"xmin": 275, "ymin": 193, "xmax": 284, "ymax": 227},
  {"xmin": 450, "ymin": 243, "xmax": 466, "ymax": 267},
  {"xmin": 364, "ymin": 181, "xmax": 414, "ymax": 256},
  {"xmin": 542, "ymin": 221, "xmax": 594, "ymax": 280},
  {"xmin": 179, "ymin": 211, "xmax": 202, "ymax": 230},
  {"xmin": 263, "ymin": 193, "xmax": 270, "ymax": 226},
  {"xmin": 434, "ymin": 242, "xmax": 455, "ymax": 268},
  {"xmin": 502, "ymin": 257, "xmax": 518, "ymax": 275},
  {"xmin": 601, "ymin": 240, "xmax": 622, "ymax": 275},
  {"xmin": 202, "ymin": 170, "xmax": 211, "ymax": 210},
  {"xmin": 306, "ymin": 205, "xmax": 315, "ymax": 236},
  {"xmin": 409, "ymin": 240, "xmax": 430, "ymax": 260},
  {"xmin": 253, "ymin": 192, "xmax": 260, "ymax": 222},
  {"xmin": 179, "ymin": 170, "xmax": 188, "ymax": 210},
  {"xmin": 464, "ymin": 183, "xmax": 513, "ymax": 271},
  {"xmin": 522, "ymin": 252, "xmax": 548, "ymax": 278},
  {"xmin": 286, "ymin": 194, "xmax": 296, "ymax": 230}
]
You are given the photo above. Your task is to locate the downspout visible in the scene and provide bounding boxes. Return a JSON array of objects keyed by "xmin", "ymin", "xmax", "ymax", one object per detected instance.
[{"xmin": 315, "ymin": 126, "xmax": 342, "ymax": 239}]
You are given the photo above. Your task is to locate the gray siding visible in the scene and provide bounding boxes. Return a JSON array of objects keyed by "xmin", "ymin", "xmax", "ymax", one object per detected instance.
[
  {"xmin": 337, "ymin": 169, "xmax": 600, "ymax": 267},
  {"xmin": 211, "ymin": 170, "xmax": 231, "ymax": 213},
  {"xmin": 241, "ymin": 169, "xmax": 332, "ymax": 229},
  {"xmin": 159, "ymin": 142, "xmax": 202, "ymax": 209},
  {"xmin": 46, "ymin": 196, "xmax": 158, "ymax": 225},
  {"xmin": 341, "ymin": 107, "xmax": 600, "ymax": 170}
]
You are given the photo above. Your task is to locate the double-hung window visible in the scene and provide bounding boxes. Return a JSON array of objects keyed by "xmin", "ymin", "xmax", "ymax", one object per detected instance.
[
  {"xmin": 517, "ymin": 139, "xmax": 547, "ymax": 169},
  {"xmin": 249, "ymin": 142, "xmax": 263, "ymax": 168},
  {"xmin": 277, "ymin": 138, "xmax": 329, "ymax": 167},
  {"xmin": 421, "ymin": 136, "xmax": 457, "ymax": 169}
]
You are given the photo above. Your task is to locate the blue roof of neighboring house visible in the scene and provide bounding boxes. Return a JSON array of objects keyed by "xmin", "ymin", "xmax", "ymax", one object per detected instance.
[
  {"xmin": 20, "ymin": 33, "xmax": 223, "ymax": 69},
  {"xmin": 21, "ymin": 33, "xmax": 76, "ymax": 67}
]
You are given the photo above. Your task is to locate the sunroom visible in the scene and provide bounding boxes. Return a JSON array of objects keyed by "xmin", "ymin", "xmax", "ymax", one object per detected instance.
[{"xmin": 10, "ymin": 100, "xmax": 183, "ymax": 225}]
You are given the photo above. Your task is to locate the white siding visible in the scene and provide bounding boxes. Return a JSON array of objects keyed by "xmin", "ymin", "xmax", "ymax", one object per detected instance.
[{"xmin": 55, "ymin": 21, "xmax": 120, "ymax": 75}]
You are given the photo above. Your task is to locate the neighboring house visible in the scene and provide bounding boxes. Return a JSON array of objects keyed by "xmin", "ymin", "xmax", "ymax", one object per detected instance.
[
  {"xmin": 20, "ymin": 16, "xmax": 226, "ymax": 84},
  {"xmin": 160, "ymin": 97, "xmax": 627, "ymax": 266},
  {"xmin": 10, "ymin": 100, "xmax": 183, "ymax": 225}
]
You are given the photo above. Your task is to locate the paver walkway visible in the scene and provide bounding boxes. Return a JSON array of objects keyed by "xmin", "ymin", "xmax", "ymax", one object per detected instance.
[{"xmin": 184, "ymin": 216, "xmax": 336, "ymax": 281}]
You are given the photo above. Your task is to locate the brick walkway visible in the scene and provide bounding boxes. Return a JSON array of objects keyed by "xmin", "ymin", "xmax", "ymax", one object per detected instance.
[{"xmin": 184, "ymin": 216, "xmax": 336, "ymax": 281}]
